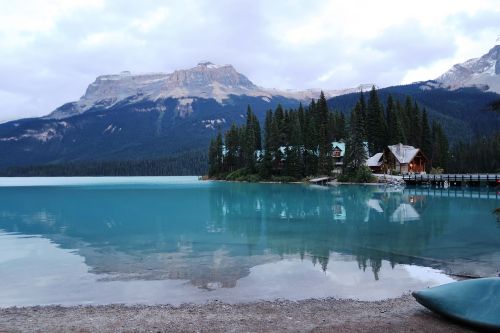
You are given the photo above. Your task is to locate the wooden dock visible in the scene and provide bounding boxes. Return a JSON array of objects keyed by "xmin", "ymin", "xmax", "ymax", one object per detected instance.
[
  {"xmin": 402, "ymin": 174, "xmax": 500, "ymax": 187},
  {"xmin": 309, "ymin": 176, "xmax": 333, "ymax": 185}
]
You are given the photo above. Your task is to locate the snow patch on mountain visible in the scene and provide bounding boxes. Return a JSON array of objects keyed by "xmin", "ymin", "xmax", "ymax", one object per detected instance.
[
  {"xmin": 202, "ymin": 118, "xmax": 226, "ymax": 129},
  {"xmin": 1, "ymin": 128, "xmax": 61, "ymax": 142}
]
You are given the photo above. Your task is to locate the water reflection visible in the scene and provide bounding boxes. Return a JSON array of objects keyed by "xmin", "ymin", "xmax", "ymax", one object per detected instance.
[
  {"xmin": 0, "ymin": 180, "xmax": 498, "ymax": 298},
  {"xmin": 0, "ymin": 232, "xmax": 454, "ymax": 306}
]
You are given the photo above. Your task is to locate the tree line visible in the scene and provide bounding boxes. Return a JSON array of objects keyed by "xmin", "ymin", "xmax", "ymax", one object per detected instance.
[
  {"xmin": 0, "ymin": 150, "xmax": 207, "ymax": 177},
  {"xmin": 208, "ymin": 87, "xmax": 454, "ymax": 181},
  {"xmin": 448, "ymin": 134, "xmax": 500, "ymax": 173}
]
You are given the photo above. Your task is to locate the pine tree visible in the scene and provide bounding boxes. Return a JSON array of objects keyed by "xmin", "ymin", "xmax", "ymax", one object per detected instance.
[
  {"xmin": 286, "ymin": 111, "xmax": 304, "ymax": 178},
  {"xmin": 224, "ymin": 124, "xmax": 241, "ymax": 172},
  {"xmin": 337, "ymin": 112, "xmax": 346, "ymax": 141},
  {"xmin": 298, "ymin": 103, "xmax": 305, "ymax": 134},
  {"xmin": 243, "ymin": 106, "xmax": 257, "ymax": 171},
  {"xmin": 366, "ymin": 86, "xmax": 386, "ymax": 155},
  {"xmin": 385, "ymin": 95, "xmax": 397, "ymax": 145},
  {"xmin": 274, "ymin": 104, "xmax": 285, "ymax": 146},
  {"xmin": 420, "ymin": 108, "xmax": 432, "ymax": 164},
  {"xmin": 309, "ymin": 99, "xmax": 319, "ymax": 147},
  {"xmin": 344, "ymin": 102, "xmax": 367, "ymax": 172},
  {"xmin": 260, "ymin": 110, "xmax": 274, "ymax": 178},
  {"xmin": 303, "ymin": 105, "xmax": 318, "ymax": 176},
  {"xmin": 252, "ymin": 113, "xmax": 262, "ymax": 150},
  {"xmin": 317, "ymin": 91, "xmax": 333, "ymax": 175},
  {"xmin": 394, "ymin": 100, "xmax": 407, "ymax": 143},
  {"xmin": 208, "ymin": 137, "xmax": 217, "ymax": 177},
  {"xmin": 270, "ymin": 113, "xmax": 282, "ymax": 171},
  {"xmin": 412, "ymin": 102, "xmax": 422, "ymax": 147},
  {"xmin": 403, "ymin": 96, "xmax": 413, "ymax": 143},
  {"xmin": 215, "ymin": 132, "xmax": 223, "ymax": 173},
  {"xmin": 359, "ymin": 90, "xmax": 367, "ymax": 139}
]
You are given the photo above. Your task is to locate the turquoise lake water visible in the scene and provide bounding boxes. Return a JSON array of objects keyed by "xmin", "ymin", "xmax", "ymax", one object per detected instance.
[{"xmin": 0, "ymin": 176, "xmax": 498, "ymax": 306}]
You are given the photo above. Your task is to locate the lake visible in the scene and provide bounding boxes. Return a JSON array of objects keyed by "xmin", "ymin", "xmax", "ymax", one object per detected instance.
[{"xmin": 0, "ymin": 176, "xmax": 498, "ymax": 307}]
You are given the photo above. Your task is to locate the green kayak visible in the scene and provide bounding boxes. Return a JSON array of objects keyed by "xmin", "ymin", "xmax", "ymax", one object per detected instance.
[{"xmin": 412, "ymin": 277, "xmax": 500, "ymax": 331}]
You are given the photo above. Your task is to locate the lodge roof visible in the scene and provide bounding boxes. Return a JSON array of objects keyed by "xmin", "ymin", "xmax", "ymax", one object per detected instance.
[{"xmin": 387, "ymin": 143, "xmax": 420, "ymax": 164}]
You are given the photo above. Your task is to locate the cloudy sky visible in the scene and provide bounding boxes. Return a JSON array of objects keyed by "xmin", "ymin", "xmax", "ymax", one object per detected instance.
[{"xmin": 0, "ymin": 0, "xmax": 499, "ymax": 122}]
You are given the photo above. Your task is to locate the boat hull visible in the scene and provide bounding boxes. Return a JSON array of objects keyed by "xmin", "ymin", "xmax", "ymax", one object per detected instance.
[{"xmin": 412, "ymin": 277, "xmax": 500, "ymax": 331}]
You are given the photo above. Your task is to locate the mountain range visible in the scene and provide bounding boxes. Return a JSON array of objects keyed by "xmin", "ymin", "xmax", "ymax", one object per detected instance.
[{"xmin": 0, "ymin": 45, "xmax": 499, "ymax": 170}]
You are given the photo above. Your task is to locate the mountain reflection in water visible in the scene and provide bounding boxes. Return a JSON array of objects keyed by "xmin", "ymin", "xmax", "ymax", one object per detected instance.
[{"xmin": 0, "ymin": 180, "xmax": 498, "ymax": 291}]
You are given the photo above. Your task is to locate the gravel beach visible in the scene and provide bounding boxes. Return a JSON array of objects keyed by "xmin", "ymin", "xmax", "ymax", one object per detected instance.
[{"xmin": 0, "ymin": 295, "xmax": 478, "ymax": 333}]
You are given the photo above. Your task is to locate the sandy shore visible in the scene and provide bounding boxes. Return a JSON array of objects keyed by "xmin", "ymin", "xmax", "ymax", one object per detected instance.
[{"xmin": 0, "ymin": 295, "xmax": 478, "ymax": 333}]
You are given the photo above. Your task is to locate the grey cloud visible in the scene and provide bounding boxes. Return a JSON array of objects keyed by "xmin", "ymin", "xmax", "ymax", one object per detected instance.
[
  {"xmin": 448, "ymin": 10, "xmax": 500, "ymax": 37},
  {"xmin": 0, "ymin": 0, "xmax": 498, "ymax": 122}
]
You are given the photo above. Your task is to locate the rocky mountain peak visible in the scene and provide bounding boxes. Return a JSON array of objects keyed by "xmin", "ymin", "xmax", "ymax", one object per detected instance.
[
  {"xmin": 167, "ymin": 62, "xmax": 256, "ymax": 89},
  {"xmin": 436, "ymin": 44, "xmax": 500, "ymax": 93}
]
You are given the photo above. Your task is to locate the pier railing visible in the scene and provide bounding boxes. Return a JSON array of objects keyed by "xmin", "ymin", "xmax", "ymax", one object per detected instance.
[{"xmin": 402, "ymin": 173, "xmax": 499, "ymax": 185}]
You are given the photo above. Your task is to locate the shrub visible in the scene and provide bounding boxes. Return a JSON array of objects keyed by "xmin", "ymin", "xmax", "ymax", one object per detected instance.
[
  {"xmin": 339, "ymin": 166, "xmax": 375, "ymax": 183},
  {"xmin": 225, "ymin": 168, "xmax": 251, "ymax": 181}
]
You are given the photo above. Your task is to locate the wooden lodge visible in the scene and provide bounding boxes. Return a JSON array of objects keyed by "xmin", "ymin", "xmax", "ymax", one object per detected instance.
[{"xmin": 382, "ymin": 143, "xmax": 428, "ymax": 174}]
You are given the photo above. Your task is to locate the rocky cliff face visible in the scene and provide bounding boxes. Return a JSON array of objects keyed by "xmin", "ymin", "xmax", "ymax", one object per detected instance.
[
  {"xmin": 47, "ymin": 62, "xmax": 372, "ymax": 119},
  {"xmin": 436, "ymin": 45, "xmax": 500, "ymax": 93}
]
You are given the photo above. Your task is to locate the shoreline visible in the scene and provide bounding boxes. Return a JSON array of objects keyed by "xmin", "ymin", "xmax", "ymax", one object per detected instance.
[
  {"xmin": 205, "ymin": 178, "xmax": 386, "ymax": 186},
  {"xmin": 0, "ymin": 295, "xmax": 475, "ymax": 332}
]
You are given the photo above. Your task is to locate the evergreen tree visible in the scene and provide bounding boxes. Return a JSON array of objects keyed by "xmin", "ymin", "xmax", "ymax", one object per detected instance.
[
  {"xmin": 317, "ymin": 91, "xmax": 333, "ymax": 175},
  {"xmin": 243, "ymin": 106, "xmax": 257, "ymax": 171},
  {"xmin": 303, "ymin": 105, "xmax": 318, "ymax": 175},
  {"xmin": 412, "ymin": 102, "xmax": 422, "ymax": 147},
  {"xmin": 366, "ymin": 86, "xmax": 387, "ymax": 155},
  {"xmin": 224, "ymin": 124, "xmax": 241, "ymax": 172},
  {"xmin": 420, "ymin": 108, "xmax": 432, "ymax": 164},
  {"xmin": 403, "ymin": 96, "xmax": 413, "ymax": 142},
  {"xmin": 359, "ymin": 90, "xmax": 367, "ymax": 139},
  {"xmin": 260, "ymin": 110, "xmax": 274, "ymax": 178},
  {"xmin": 208, "ymin": 132, "xmax": 224, "ymax": 176},
  {"xmin": 309, "ymin": 99, "xmax": 319, "ymax": 146},
  {"xmin": 344, "ymin": 102, "xmax": 367, "ymax": 172},
  {"xmin": 215, "ymin": 132, "xmax": 223, "ymax": 173},
  {"xmin": 252, "ymin": 113, "xmax": 262, "ymax": 150},
  {"xmin": 298, "ymin": 103, "xmax": 305, "ymax": 134},
  {"xmin": 385, "ymin": 95, "xmax": 394, "ymax": 144},
  {"xmin": 284, "ymin": 111, "xmax": 304, "ymax": 178},
  {"xmin": 270, "ymin": 113, "xmax": 282, "ymax": 171},
  {"xmin": 274, "ymin": 104, "xmax": 285, "ymax": 146},
  {"xmin": 208, "ymin": 137, "xmax": 217, "ymax": 177},
  {"xmin": 394, "ymin": 100, "xmax": 407, "ymax": 143},
  {"xmin": 328, "ymin": 111, "xmax": 336, "ymax": 142},
  {"xmin": 337, "ymin": 112, "xmax": 346, "ymax": 141}
]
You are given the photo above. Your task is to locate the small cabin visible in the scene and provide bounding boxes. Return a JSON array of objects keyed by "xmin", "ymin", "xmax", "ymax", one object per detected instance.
[
  {"xmin": 330, "ymin": 142, "xmax": 346, "ymax": 174},
  {"xmin": 366, "ymin": 152, "xmax": 383, "ymax": 173},
  {"xmin": 331, "ymin": 142, "xmax": 345, "ymax": 164},
  {"xmin": 383, "ymin": 143, "xmax": 427, "ymax": 174}
]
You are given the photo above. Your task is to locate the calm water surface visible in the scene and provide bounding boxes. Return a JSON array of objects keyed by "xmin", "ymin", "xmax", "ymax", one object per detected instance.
[{"xmin": 0, "ymin": 176, "xmax": 498, "ymax": 306}]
